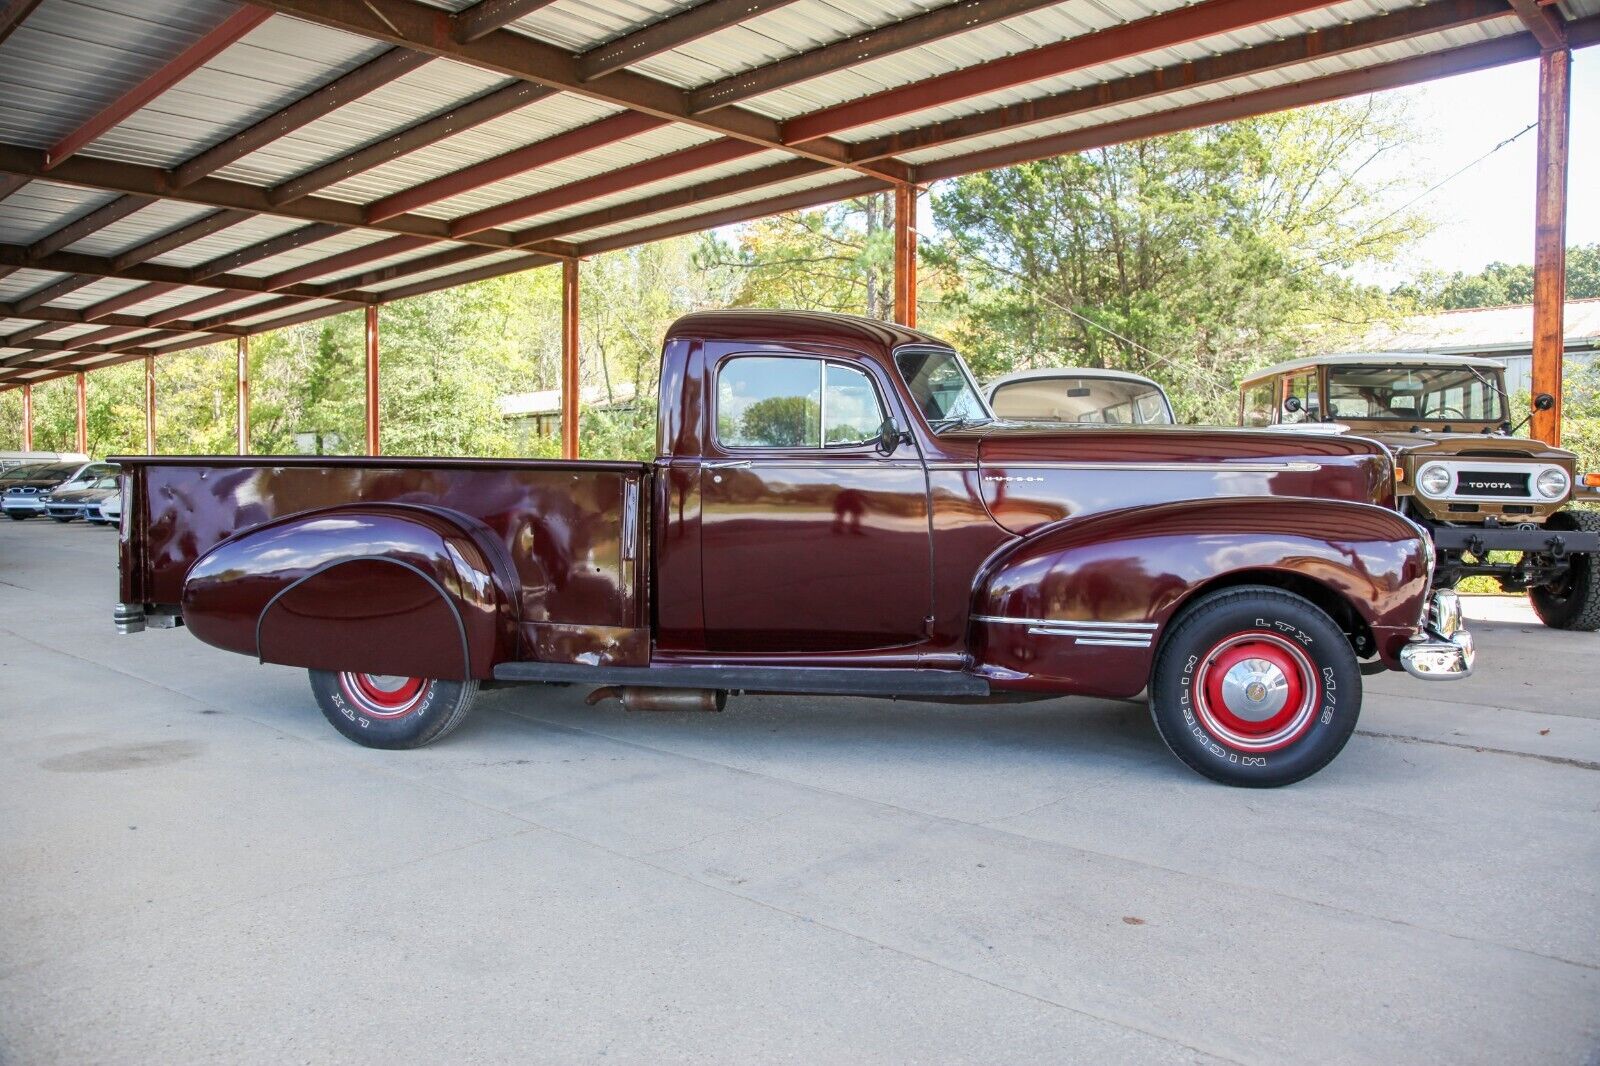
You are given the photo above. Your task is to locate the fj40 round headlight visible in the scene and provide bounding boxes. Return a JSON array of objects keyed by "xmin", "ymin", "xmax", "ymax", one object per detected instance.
[
  {"xmin": 1417, "ymin": 463, "xmax": 1451, "ymax": 498},
  {"xmin": 1536, "ymin": 467, "xmax": 1570, "ymax": 500}
]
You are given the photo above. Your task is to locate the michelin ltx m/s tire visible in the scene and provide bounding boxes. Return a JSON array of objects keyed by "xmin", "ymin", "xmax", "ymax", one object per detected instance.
[
  {"xmin": 309, "ymin": 670, "xmax": 479, "ymax": 750},
  {"xmin": 1149, "ymin": 586, "xmax": 1361, "ymax": 787}
]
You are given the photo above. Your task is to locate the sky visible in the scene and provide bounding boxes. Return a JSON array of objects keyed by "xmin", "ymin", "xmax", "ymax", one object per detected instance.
[{"xmin": 1367, "ymin": 47, "xmax": 1600, "ymax": 284}]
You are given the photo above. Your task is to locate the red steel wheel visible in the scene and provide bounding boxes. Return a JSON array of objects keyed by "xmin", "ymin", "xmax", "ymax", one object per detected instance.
[
  {"xmin": 1192, "ymin": 633, "xmax": 1320, "ymax": 753},
  {"xmin": 338, "ymin": 672, "xmax": 430, "ymax": 719},
  {"xmin": 309, "ymin": 670, "xmax": 479, "ymax": 749}
]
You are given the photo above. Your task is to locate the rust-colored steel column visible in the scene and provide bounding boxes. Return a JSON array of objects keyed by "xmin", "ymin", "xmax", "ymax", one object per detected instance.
[
  {"xmin": 236, "ymin": 335, "xmax": 250, "ymax": 454},
  {"xmin": 561, "ymin": 258, "xmax": 580, "ymax": 460},
  {"xmin": 1530, "ymin": 47, "xmax": 1570, "ymax": 447},
  {"xmin": 364, "ymin": 305, "xmax": 380, "ymax": 456},
  {"xmin": 893, "ymin": 185, "xmax": 918, "ymax": 328},
  {"xmin": 21, "ymin": 383, "xmax": 32, "ymax": 450},
  {"xmin": 74, "ymin": 371, "xmax": 87, "ymax": 454},
  {"xmin": 144, "ymin": 355, "xmax": 156, "ymax": 453}
]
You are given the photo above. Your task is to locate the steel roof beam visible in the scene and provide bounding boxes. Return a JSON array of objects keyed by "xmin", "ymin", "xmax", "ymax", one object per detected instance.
[
  {"xmin": 367, "ymin": 111, "xmax": 666, "ymax": 223},
  {"xmin": 578, "ymin": 0, "xmax": 805, "ymax": 81},
  {"xmin": 188, "ymin": 222, "xmax": 345, "ymax": 283},
  {"xmin": 453, "ymin": 138, "xmax": 765, "ymax": 237},
  {"xmin": 83, "ymin": 283, "xmax": 186, "ymax": 322},
  {"xmin": 112, "ymin": 209, "xmax": 256, "ymax": 271},
  {"xmin": 453, "ymin": 0, "xmax": 559, "ymax": 43},
  {"xmin": 912, "ymin": 19, "xmax": 1600, "ymax": 183},
  {"xmin": 0, "ymin": 173, "xmax": 29, "ymax": 202},
  {"xmin": 512, "ymin": 157, "xmax": 829, "ymax": 248},
  {"xmin": 268, "ymin": 83, "xmax": 549, "ymax": 206},
  {"xmin": 0, "ymin": 145, "xmax": 526, "ymax": 252},
  {"xmin": 173, "ymin": 48, "xmax": 433, "ymax": 188},
  {"xmin": 246, "ymin": 0, "xmax": 907, "ymax": 181},
  {"xmin": 261, "ymin": 235, "xmax": 431, "ymax": 291},
  {"xmin": 1506, "ymin": 0, "xmax": 1567, "ymax": 50},
  {"xmin": 784, "ymin": 0, "xmax": 1339, "ymax": 143},
  {"xmin": 688, "ymin": 0, "xmax": 1068, "ymax": 114},
  {"xmin": 2, "ymin": 321, "xmax": 60, "ymax": 346},
  {"xmin": 26, "ymin": 195, "xmax": 158, "ymax": 261},
  {"xmin": 12, "ymin": 274, "xmax": 97, "ymax": 314},
  {"xmin": 45, "ymin": 7, "xmax": 273, "ymax": 170},
  {"xmin": 0, "ymin": 244, "xmax": 380, "ymax": 306},
  {"xmin": 848, "ymin": 0, "xmax": 1514, "ymax": 163},
  {"xmin": 575, "ymin": 176, "xmax": 890, "ymax": 256},
  {"xmin": 0, "ymin": 301, "xmax": 249, "ymax": 338},
  {"xmin": 0, "ymin": 0, "xmax": 45, "ymax": 49}
]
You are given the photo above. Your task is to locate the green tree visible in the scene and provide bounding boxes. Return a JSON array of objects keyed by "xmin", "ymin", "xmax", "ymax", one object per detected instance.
[
  {"xmin": 927, "ymin": 99, "xmax": 1428, "ymax": 421},
  {"xmin": 1396, "ymin": 243, "xmax": 1600, "ymax": 309}
]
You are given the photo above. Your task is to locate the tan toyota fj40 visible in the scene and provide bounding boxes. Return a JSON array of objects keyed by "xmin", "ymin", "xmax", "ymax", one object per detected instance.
[{"xmin": 1240, "ymin": 352, "xmax": 1600, "ymax": 630}]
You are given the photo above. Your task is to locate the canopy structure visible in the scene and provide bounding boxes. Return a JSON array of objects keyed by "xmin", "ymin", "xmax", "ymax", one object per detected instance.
[{"xmin": 1, "ymin": 0, "xmax": 1594, "ymax": 454}]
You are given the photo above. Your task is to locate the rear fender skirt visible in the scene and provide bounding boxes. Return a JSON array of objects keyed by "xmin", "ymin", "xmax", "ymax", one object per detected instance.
[
  {"xmin": 970, "ymin": 496, "xmax": 1431, "ymax": 696},
  {"xmin": 181, "ymin": 503, "xmax": 519, "ymax": 679}
]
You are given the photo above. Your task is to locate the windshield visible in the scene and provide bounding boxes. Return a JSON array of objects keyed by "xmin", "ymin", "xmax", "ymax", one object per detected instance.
[
  {"xmin": 1326, "ymin": 365, "xmax": 1504, "ymax": 422},
  {"xmin": 990, "ymin": 375, "xmax": 1172, "ymax": 425},
  {"xmin": 894, "ymin": 347, "xmax": 992, "ymax": 428},
  {"xmin": 2, "ymin": 464, "xmax": 46, "ymax": 481}
]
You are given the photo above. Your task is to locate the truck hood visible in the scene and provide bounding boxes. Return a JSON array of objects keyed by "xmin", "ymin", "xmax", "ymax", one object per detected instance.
[
  {"xmin": 954, "ymin": 422, "xmax": 1395, "ymax": 536},
  {"xmin": 1347, "ymin": 429, "xmax": 1575, "ymax": 465}
]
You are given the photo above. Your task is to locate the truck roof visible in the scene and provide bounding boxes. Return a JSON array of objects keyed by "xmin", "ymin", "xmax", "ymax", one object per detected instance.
[
  {"xmin": 666, "ymin": 309, "xmax": 948, "ymax": 352},
  {"xmin": 1240, "ymin": 351, "xmax": 1507, "ymax": 386}
]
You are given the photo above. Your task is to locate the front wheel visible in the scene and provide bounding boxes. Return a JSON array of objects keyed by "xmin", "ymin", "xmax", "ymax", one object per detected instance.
[
  {"xmin": 5, "ymin": 512, "xmax": 30, "ymax": 520},
  {"xmin": 1149, "ymin": 586, "xmax": 1361, "ymax": 787},
  {"xmin": 1529, "ymin": 510, "xmax": 1600, "ymax": 631},
  {"xmin": 309, "ymin": 670, "xmax": 479, "ymax": 749}
]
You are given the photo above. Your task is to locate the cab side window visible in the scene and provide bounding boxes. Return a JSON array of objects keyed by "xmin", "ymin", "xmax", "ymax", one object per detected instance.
[
  {"xmin": 717, "ymin": 356, "xmax": 886, "ymax": 450},
  {"xmin": 1241, "ymin": 381, "xmax": 1276, "ymax": 426}
]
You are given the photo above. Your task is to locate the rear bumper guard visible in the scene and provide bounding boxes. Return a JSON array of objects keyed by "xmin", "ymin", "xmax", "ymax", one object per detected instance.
[{"xmin": 1400, "ymin": 590, "xmax": 1474, "ymax": 680}]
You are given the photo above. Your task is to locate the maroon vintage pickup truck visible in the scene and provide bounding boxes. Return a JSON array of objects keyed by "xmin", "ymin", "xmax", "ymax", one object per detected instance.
[{"xmin": 114, "ymin": 311, "xmax": 1473, "ymax": 786}]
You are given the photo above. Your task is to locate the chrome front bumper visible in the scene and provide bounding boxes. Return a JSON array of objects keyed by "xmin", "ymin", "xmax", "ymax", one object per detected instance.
[{"xmin": 1400, "ymin": 590, "xmax": 1474, "ymax": 680}]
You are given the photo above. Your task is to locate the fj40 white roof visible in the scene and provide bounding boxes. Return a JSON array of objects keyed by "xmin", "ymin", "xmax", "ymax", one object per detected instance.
[{"xmin": 1240, "ymin": 352, "xmax": 1509, "ymax": 387}]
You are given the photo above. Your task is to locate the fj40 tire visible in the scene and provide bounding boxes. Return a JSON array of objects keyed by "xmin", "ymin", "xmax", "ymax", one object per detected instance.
[
  {"xmin": 1149, "ymin": 586, "xmax": 1361, "ymax": 788},
  {"xmin": 309, "ymin": 670, "xmax": 479, "ymax": 749},
  {"xmin": 1529, "ymin": 509, "xmax": 1600, "ymax": 631}
]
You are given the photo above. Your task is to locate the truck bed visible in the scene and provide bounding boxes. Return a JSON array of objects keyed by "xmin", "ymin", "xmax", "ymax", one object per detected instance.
[{"xmin": 116, "ymin": 455, "xmax": 651, "ymax": 668}]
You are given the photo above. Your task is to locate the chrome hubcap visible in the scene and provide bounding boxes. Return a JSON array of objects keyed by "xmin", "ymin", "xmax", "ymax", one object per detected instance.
[
  {"xmin": 1219, "ymin": 658, "xmax": 1290, "ymax": 722},
  {"xmin": 361, "ymin": 674, "xmax": 412, "ymax": 694}
]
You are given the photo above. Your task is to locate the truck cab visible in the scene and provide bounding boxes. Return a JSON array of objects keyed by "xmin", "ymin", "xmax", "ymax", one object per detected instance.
[
  {"xmin": 1239, "ymin": 352, "xmax": 1600, "ymax": 630},
  {"xmin": 115, "ymin": 312, "xmax": 1472, "ymax": 787}
]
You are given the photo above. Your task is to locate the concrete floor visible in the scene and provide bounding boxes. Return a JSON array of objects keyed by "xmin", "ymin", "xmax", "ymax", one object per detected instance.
[{"xmin": 1, "ymin": 516, "xmax": 1596, "ymax": 1065}]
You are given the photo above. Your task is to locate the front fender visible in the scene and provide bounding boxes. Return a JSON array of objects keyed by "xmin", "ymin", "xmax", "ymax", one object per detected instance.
[
  {"xmin": 971, "ymin": 496, "xmax": 1431, "ymax": 697},
  {"xmin": 181, "ymin": 503, "xmax": 520, "ymax": 680}
]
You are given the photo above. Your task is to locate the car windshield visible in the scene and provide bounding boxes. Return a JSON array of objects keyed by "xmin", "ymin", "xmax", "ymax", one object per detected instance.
[
  {"xmin": 1326, "ymin": 365, "xmax": 1505, "ymax": 422},
  {"xmin": 90, "ymin": 476, "xmax": 119, "ymax": 489},
  {"xmin": 2, "ymin": 464, "xmax": 46, "ymax": 480},
  {"xmin": 894, "ymin": 347, "xmax": 992, "ymax": 429},
  {"xmin": 990, "ymin": 376, "xmax": 1172, "ymax": 424}
]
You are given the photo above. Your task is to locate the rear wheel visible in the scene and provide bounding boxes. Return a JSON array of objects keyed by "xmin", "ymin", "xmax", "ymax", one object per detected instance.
[
  {"xmin": 5, "ymin": 512, "xmax": 29, "ymax": 520},
  {"xmin": 308, "ymin": 670, "xmax": 478, "ymax": 749},
  {"xmin": 1529, "ymin": 510, "xmax": 1600, "ymax": 631},
  {"xmin": 1149, "ymin": 586, "xmax": 1361, "ymax": 787}
]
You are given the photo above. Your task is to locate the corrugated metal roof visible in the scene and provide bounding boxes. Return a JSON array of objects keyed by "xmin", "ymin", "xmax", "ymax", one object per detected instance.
[{"xmin": 0, "ymin": 0, "xmax": 1585, "ymax": 388}]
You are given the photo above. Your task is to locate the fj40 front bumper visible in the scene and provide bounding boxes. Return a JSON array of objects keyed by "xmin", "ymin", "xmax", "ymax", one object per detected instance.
[{"xmin": 1400, "ymin": 590, "xmax": 1475, "ymax": 680}]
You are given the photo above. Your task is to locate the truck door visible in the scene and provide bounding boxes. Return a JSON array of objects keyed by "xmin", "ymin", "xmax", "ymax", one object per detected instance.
[{"xmin": 699, "ymin": 352, "xmax": 932, "ymax": 653}]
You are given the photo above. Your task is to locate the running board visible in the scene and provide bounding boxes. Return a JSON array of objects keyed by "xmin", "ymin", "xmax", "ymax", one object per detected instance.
[{"xmin": 492, "ymin": 661, "xmax": 990, "ymax": 697}]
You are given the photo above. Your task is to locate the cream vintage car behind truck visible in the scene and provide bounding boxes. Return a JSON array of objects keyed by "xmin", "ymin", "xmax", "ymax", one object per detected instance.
[{"xmin": 1240, "ymin": 352, "xmax": 1600, "ymax": 630}]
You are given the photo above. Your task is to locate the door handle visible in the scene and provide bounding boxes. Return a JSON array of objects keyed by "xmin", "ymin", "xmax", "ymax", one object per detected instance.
[{"xmin": 704, "ymin": 460, "xmax": 752, "ymax": 469}]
